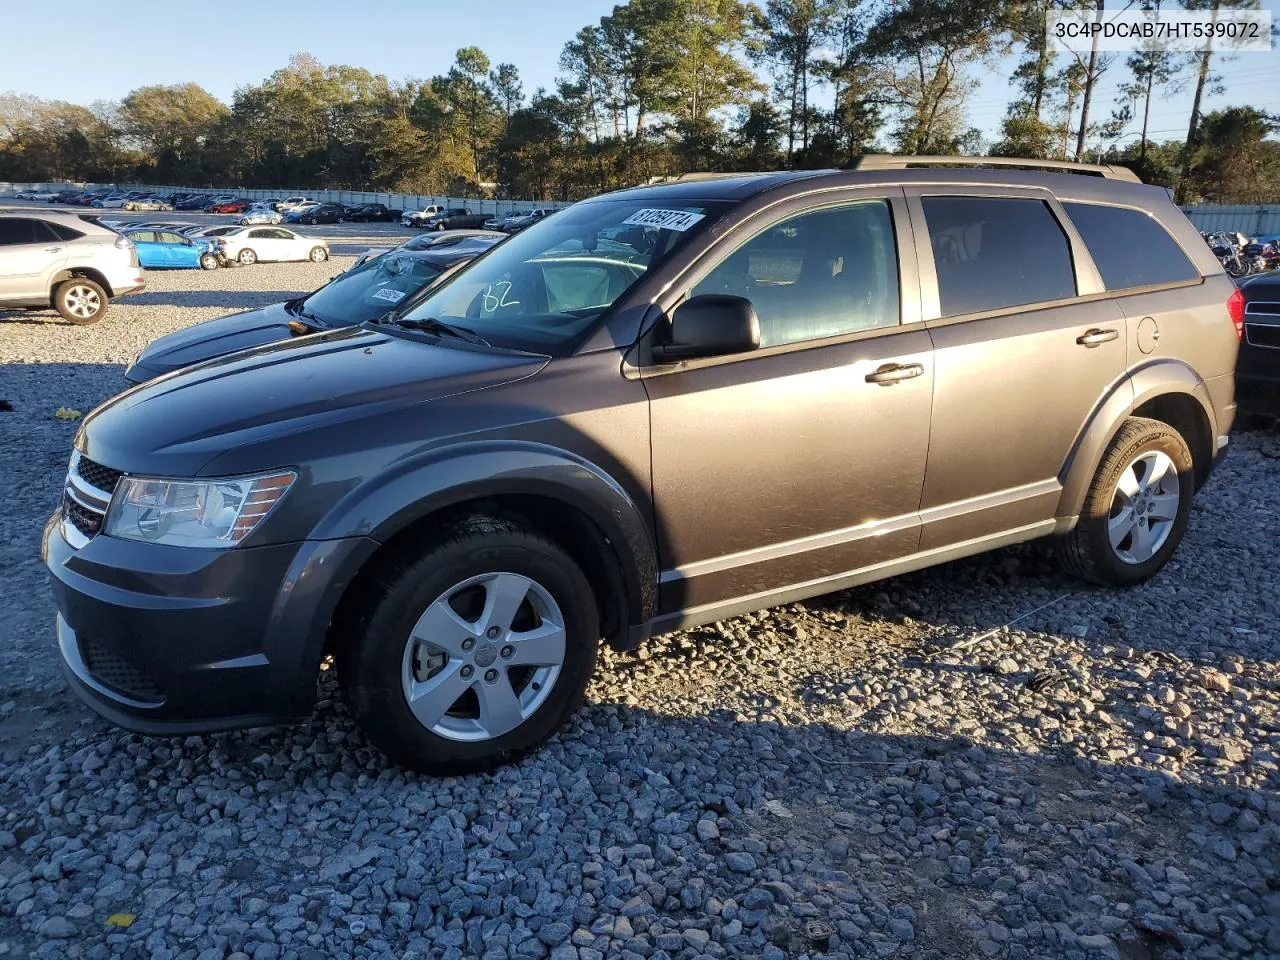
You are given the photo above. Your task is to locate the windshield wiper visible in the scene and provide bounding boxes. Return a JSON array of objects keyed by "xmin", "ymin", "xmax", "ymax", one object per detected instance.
[
  {"xmin": 285, "ymin": 298, "xmax": 328, "ymax": 329},
  {"xmin": 375, "ymin": 315, "xmax": 490, "ymax": 346}
]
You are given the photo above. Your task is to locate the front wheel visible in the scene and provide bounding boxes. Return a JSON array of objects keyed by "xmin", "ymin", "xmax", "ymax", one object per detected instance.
[
  {"xmin": 237, "ymin": 248, "xmax": 257, "ymax": 265},
  {"xmin": 1057, "ymin": 417, "xmax": 1194, "ymax": 586},
  {"xmin": 338, "ymin": 518, "xmax": 599, "ymax": 774},
  {"xmin": 435, "ymin": 221, "xmax": 446, "ymax": 231},
  {"xmin": 199, "ymin": 252, "xmax": 219, "ymax": 271},
  {"xmin": 309, "ymin": 246, "xmax": 328, "ymax": 262},
  {"xmin": 53, "ymin": 278, "xmax": 107, "ymax": 325}
]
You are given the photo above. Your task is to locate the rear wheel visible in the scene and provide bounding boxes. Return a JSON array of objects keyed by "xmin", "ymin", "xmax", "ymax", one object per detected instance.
[
  {"xmin": 338, "ymin": 518, "xmax": 599, "ymax": 774},
  {"xmin": 53, "ymin": 278, "xmax": 107, "ymax": 325},
  {"xmin": 309, "ymin": 246, "xmax": 328, "ymax": 262},
  {"xmin": 435, "ymin": 221, "xmax": 446, "ymax": 231},
  {"xmin": 1057, "ymin": 417, "xmax": 1194, "ymax": 586},
  {"xmin": 237, "ymin": 248, "xmax": 257, "ymax": 265}
]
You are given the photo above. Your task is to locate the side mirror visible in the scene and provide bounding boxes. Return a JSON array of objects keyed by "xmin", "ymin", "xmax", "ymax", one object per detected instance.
[{"xmin": 653, "ymin": 295, "xmax": 760, "ymax": 361}]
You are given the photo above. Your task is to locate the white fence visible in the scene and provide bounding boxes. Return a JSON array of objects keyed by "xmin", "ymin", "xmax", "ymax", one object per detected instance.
[
  {"xmin": 0, "ymin": 182, "xmax": 564, "ymax": 217},
  {"xmin": 1180, "ymin": 205, "xmax": 1280, "ymax": 237},
  {"xmin": 6, "ymin": 181, "xmax": 1277, "ymax": 235}
]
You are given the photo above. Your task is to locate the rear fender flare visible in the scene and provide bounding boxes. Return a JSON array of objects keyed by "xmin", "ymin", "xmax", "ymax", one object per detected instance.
[{"xmin": 1057, "ymin": 360, "xmax": 1217, "ymax": 520}]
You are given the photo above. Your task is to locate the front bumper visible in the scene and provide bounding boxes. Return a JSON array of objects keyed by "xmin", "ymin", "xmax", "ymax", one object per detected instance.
[{"xmin": 43, "ymin": 510, "xmax": 375, "ymax": 733}]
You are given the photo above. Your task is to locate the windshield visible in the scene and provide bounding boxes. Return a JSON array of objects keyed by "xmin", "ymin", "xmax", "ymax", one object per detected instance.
[
  {"xmin": 396, "ymin": 198, "xmax": 730, "ymax": 353},
  {"xmin": 301, "ymin": 253, "xmax": 445, "ymax": 327}
]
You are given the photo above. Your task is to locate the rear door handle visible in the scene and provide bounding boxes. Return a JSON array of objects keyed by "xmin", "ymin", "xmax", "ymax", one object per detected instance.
[
  {"xmin": 1076, "ymin": 328, "xmax": 1119, "ymax": 347},
  {"xmin": 865, "ymin": 362, "xmax": 925, "ymax": 385},
  {"xmin": 45, "ymin": 246, "xmax": 63, "ymax": 253}
]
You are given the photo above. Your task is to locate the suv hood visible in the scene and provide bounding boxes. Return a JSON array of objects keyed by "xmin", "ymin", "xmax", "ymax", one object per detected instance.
[
  {"xmin": 83, "ymin": 326, "xmax": 548, "ymax": 477},
  {"xmin": 125, "ymin": 302, "xmax": 300, "ymax": 383}
]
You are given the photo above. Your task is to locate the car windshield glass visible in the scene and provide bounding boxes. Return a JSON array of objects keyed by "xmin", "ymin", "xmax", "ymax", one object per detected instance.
[
  {"xmin": 302, "ymin": 253, "xmax": 445, "ymax": 327},
  {"xmin": 396, "ymin": 198, "xmax": 731, "ymax": 353}
]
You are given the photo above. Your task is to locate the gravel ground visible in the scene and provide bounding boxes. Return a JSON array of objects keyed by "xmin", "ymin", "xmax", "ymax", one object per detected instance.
[{"xmin": 1, "ymin": 244, "xmax": 1278, "ymax": 960}]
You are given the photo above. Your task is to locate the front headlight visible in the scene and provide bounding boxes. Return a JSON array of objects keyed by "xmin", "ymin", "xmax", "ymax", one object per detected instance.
[{"xmin": 103, "ymin": 471, "xmax": 296, "ymax": 548}]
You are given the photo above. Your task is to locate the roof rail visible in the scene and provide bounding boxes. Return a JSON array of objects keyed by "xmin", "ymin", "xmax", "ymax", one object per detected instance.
[
  {"xmin": 846, "ymin": 154, "xmax": 1142, "ymax": 183},
  {"xmin": 644, "ymin": 171, "xmax": 771, "ymax": 185}
]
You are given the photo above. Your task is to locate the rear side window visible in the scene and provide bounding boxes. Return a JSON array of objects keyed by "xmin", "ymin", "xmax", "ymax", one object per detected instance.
[
  {"xmin": 922, "ymin": 196, "xmax": 1076, "ymax": 317},
  {"xmin": 0, "ymin": 219, "xmax": 38, "ymax": 245},
  {"xmin": 1063, "ymin": 202, "xmax": 1199, "ymax": 290}
]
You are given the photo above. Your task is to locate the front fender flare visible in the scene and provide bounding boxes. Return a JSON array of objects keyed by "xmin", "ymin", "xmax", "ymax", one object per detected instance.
[
  {"xmin": 1057, "ymin": 360, "xmax": 1217, "ymax": 520},
  {"xmin": 310, "ymin": 440, "xmax": 658, "ymax": 629}
]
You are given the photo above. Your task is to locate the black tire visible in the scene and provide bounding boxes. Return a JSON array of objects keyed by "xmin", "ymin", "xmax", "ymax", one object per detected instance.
[
  {"xmin": 237, "ymin": 248, "xmax": 257, "ymax": 265},
  {"xmin": 1057, "ymin": 417, "xmax": 1194, "ymax": 586},
  {"xmin": 309, "ymin": 247, "xmax": 328, "ymax": 262},
  {"xmin": 435, "ymin": 221, "xmax": 446, "ymax": 231},
  {"xmin": 53, "ymin": 278, "xmax": 108, "ymax": 325},
  {"xmin": 338, "ymin": 517, "xmax": 599, "ymax": 774},
  {"xmin": 199, "ymin": 252, "xmax": 219, "ymax": 271}
]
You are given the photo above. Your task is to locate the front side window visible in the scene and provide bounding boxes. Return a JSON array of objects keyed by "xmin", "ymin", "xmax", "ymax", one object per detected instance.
[
  {"xmin": 396, "ymin": 199, "xmax": 731, "ymax": 354},
  {"xmin": 1064, "ymin": 202, "xmax": 1199, "ymax": 291},
  {"xmin": 302, "ymin": 253, "xmax": 445, "ymax": 327},
  {"xmin": 922, "ymin": 196, "xmax": 1076, "ymax": 317},
  {"xmin": 691, "ymin": 200, "xmax": 901, "ymax": 348}
]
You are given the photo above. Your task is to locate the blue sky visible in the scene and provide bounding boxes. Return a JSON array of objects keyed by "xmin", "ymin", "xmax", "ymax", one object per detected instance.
[{"xmin": 2, "ymin": 0, "xmax": 1275, "ymax": 150}]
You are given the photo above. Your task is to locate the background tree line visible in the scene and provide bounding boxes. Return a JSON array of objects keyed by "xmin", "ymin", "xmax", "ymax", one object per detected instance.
[{"xmin": 1, "ymin": 0, "xmax": 1276, "ymax": 203}]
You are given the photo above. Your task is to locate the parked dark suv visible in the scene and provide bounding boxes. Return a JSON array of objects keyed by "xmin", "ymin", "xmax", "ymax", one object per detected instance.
[
  {"xmin": 43, "ymin": 156, "xmax": 1238, "ymax": 773},
  {"xmin": 1235, "ymin": 271, "xmax": 1280, "ymax": 413}
]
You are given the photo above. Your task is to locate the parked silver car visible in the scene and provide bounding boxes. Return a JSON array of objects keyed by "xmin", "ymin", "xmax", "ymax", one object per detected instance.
[{"xmin": 0, "ymin": 212, "xmax": 145, "ymax": 323}]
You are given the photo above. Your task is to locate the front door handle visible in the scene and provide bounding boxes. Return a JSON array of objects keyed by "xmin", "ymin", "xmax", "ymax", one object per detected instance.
[
  {"xmin": 865, "ymin": 362, "xmax": 925, "ymax": 385},
  {"xmin": 1076, "ymin": 328, "xmax": 1119, "ymax": 347},
  {"xmin": 45, "ymin": 246, "xmax": 63, "ymax": 253}
]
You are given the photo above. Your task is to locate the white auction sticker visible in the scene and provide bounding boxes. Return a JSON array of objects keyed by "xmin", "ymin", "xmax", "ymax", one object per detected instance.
[
  {"xmin": 371, "ymin": 288, "xmax": 407, "ymax": 303},
  {"xmin": 622, "ymin": 208, "xmax": 706, "ymax": 232}
]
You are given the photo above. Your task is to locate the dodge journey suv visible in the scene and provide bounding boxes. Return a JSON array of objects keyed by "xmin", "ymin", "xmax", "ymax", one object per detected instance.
[{"xmin": 43, "ymin": 156, "xmax": 1238, "ymax": 773}]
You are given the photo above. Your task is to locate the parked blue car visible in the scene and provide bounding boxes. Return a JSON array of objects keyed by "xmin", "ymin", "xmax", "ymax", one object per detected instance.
[{"xmin": 123, "ymin": 229, "xmax": 221, "ymax": 270}]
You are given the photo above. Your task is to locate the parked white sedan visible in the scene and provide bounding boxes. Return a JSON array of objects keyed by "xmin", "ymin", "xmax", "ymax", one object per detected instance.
[{"xmin": 212, "ymin": 226, "xmax": 329, "ymax": 265}]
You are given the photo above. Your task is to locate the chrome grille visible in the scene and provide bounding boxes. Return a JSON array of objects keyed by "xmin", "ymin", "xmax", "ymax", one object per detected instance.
[
  {"xmin": 61, "ymin": 451, "xmax": 119, "ymax": 547},
  {"xmin": 76, "ymin": 456, "xmax": 123, "ymax": 494},
  {"xmin": 64, "ymin": 492, "xmax": 104, "ymax": 537},
  {"xmin": 1245, "ymin": 301, "xmax": 1280, "ymax": 351}
]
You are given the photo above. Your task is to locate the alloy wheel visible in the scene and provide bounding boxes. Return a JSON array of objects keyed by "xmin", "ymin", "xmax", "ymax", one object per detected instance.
[
  {"xmin": 400, "ymin": 572, "xmax": 566, "ymax": 742},
  {"xmin": 63, "ymin": 284, "xmax": 101, "ymax": 320},
  {"xmin": 1107, "ymin": 450, "xmax": 1180, "ymax": 564}
]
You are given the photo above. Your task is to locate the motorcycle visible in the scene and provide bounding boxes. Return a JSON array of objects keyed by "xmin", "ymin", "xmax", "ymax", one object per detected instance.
[
  {"xmin": 1242, "ymin": 241, "xmax": 1280, "ymax": 274},
  {"xmin": 1208, "ymin": 233, "xmax": 1248, "ymax": 278}
]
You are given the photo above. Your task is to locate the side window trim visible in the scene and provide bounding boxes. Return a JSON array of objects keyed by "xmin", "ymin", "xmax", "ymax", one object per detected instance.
[{"xmin": 904, "ymin": 185, "xmax": 1104, "ymax": 324}]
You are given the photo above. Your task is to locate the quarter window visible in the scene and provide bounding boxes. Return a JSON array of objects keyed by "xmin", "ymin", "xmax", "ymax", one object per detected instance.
[
  {"xmin": 1064, "ymin": 202, "xmax": 1199, "ymax": 290},
  {"xmin": 922, "ymin": 196, "xmax": 1076, "ymax": 317},
  {"xmin": 691, "ymin": 200, "xmax": 901, "ymax": 348}
]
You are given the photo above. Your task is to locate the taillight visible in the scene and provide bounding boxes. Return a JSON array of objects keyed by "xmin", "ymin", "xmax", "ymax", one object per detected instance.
[{"xmin": 1227, "ymin": 288, "xmax": 1245, "ymax": 342}]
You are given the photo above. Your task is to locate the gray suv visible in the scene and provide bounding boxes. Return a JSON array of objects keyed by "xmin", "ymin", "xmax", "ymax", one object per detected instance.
[
  {"xmin": 0, "ymin": 211, "xmax": 145, "ymax": 323},
  {"xmin": 43, "ymin": 157, "xmax": 1238, "ymax": 772}
]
